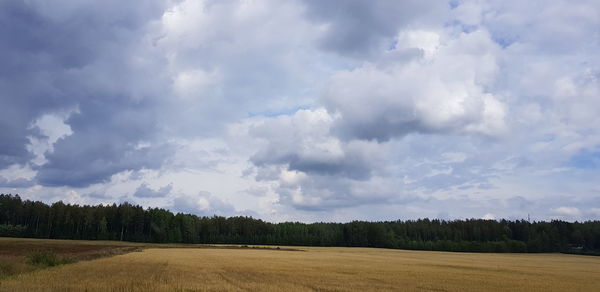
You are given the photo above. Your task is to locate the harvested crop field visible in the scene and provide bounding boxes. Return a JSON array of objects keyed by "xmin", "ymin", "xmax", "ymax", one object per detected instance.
[{"xmin": 1, "ymin": 238, "xmax": 599, "ymax": 291}]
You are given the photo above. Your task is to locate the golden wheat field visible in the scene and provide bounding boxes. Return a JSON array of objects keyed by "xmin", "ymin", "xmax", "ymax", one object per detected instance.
[{"xmin": 1, "ymin": 238, "xmax": 600, "ymax": 291}]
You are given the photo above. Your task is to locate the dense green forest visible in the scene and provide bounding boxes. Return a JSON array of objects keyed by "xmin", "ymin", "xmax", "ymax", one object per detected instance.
[{"xmin": 1, "ymin": 194, "xmax": 599, "ymax": 254}]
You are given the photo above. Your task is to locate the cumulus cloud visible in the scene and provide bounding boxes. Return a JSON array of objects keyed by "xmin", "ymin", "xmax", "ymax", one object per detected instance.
[
  {"xmin": 250, "ymin": 109, "xmax": 385, "ymax": 180},
  {"xmin": 242, "ymin": 28, "xmax": 510, "ymax": 210},
  {"xmin": 323, "ymin": 29, "xmax": 507, "ymax": 142},
  {"xmin": 172, "ymin": 191, "xmax": 235, "ymax": 216},
  {"xmin": 245, "ymin": 109, "xmax": 399, "ymax": 209},
  {"xmin": 233, "ymin": 0, "xmax": 600, "ymax": 216}
]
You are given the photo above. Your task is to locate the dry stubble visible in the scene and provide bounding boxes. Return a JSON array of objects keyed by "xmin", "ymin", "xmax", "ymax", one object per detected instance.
[{"xmin": 1, "ymin": 246, "xmax": 599, "ymax": 291}]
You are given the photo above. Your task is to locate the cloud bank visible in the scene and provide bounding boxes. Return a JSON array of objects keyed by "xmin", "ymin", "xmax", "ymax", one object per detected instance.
[{"xmin": 1, "ymin": 0, "xmax": 599, "ymax": 222}]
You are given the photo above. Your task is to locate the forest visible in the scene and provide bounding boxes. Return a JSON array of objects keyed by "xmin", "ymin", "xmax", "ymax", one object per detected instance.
[{"xmin": 1, "ymin": 194, "xmax": 599, "ymax": 254}]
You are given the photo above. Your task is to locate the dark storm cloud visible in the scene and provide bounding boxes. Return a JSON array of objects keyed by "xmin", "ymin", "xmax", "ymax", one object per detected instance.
[
  {"xmin": 35, "ymin": 99, "xmax": 174, "ymax": 187},
  {"xmin": 0, "ymin": 0, "xmax": 173, "ymax": 187},
  {"xmin": 0, "ymin": 1, "xmax": 59, "ymax": 168},
  {"xmin": 302, "ymin": 0, "xmax": 447, "ymax": 57}
]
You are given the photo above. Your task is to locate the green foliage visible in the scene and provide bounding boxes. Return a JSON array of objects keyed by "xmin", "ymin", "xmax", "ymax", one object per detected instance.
[
  {"xmin": 26, "ymin": 251, "xmax": 73, "ymax": 267},
  {"xmin": 0, "ymin": 224, "xmax": 27, "ymax": 237},
  {"xmin": 2, "ymin": 194, "xmax": 600, "ymax": 254},
  {"xmin": 0, "ymin": 262, "xmax": 16, "ymax": 278}
]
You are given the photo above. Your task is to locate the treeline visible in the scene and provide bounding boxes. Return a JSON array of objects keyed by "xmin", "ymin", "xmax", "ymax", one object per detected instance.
[{"xmin": 1, "ymin": 194, "xmax": 600, "ymax": 253}]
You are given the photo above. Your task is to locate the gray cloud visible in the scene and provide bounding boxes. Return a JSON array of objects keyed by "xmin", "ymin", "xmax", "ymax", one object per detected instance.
[
  {"xmin": 250, "ymin": 109, "xmax": 384, "ymax": 180},
  {"xmin": 133, "ymin": 182, "xmax": 173, "ymax": 198},
  {"xmin": 303, "ymin": 0, "xmax": 448, "ymax": 57},
  {"xmin": 0, "ymin": 177, "xmax": 36, "ymax": 189},
  {"xmin": 35, "ymin": 99, "xmax": 174, "ymax": 187}
]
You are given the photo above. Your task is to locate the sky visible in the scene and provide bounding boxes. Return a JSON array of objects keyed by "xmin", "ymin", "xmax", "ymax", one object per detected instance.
[{"xmin": 1, "ymin": 0, "xmax": 600, "ymax": 222}]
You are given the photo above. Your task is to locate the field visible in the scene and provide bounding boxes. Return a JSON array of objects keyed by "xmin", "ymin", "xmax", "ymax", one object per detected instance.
[{"xmin": 1, "ymin": 238, "xmax": 599, "ymax": 291}]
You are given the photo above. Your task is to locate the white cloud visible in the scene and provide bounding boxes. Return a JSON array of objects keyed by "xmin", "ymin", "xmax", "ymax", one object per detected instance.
[
  {"xmin": 322, "ymin": 29, "xmax": 506, "ymax": 142},
  {"xmin": 173, "ymin": 69, "xmax": 221, "ymax": 100},
  {"xmin": 552, "ymin": 207, "xmax": 582, "ymax": 218},
  {"xmin": 26, "ymin": 113, "xmax": 74, "ymax": 165},
  {"xmin": 482, "ymin": 213, "xmax": 496, "ymax": 220},
  {"xmin": 395, "ymin": 30, "xmax": 441, "ymax": 57},
  {"xmin": 172, "ymin": 191, "xmax": 236, "ymax": 216}
]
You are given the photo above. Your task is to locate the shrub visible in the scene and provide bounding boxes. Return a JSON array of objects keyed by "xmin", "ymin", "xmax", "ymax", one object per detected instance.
[{"xmin": 0, "ymin": 263, "xmax": 15, "ymax": 277}]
